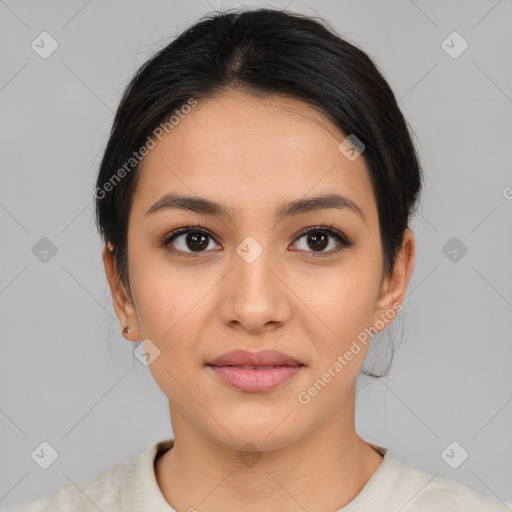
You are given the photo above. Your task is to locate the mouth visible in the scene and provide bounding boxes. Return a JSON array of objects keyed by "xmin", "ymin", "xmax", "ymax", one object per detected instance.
[
  {"xmin": 207, "ymin": 364, "xmax": 303, "ymax": 369},
  {"xmin": 205, "ymin": 349, "xmax": 305, "ymax": 392},
  {"xmin": 206, "ymin": 364, "xmax": 304, "ymax": 392},
  {"xmin": 206, "ymin": 348, "xmax": 304, "ymax": 367}
]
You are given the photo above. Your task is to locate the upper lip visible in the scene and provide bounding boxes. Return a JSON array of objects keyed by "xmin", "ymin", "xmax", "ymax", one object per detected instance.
[{"xmin": 207, "ymin": 349, "xmax": 304, "ymax": 367}]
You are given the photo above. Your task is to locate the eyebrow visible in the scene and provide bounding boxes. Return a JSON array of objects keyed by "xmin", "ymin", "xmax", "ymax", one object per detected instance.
[{"xmin": 145, "ymin": 192, "xmax": 366, "ymax": 223}]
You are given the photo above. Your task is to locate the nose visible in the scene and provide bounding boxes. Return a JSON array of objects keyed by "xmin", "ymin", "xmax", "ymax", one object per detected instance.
[{"xmin": 217, "ymin": 243, "xmax": 291, "ymax": 334}]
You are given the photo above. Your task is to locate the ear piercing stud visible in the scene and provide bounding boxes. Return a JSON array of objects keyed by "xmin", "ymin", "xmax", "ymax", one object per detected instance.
[{"xmin": 123, "ymin": 326, "xmax": 131, "ymax": 334}]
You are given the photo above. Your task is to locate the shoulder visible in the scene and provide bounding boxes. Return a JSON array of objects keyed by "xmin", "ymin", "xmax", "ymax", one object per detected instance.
[
  {"xmin": 411, "ymin": 472, "xmax": 511, "ymax": 511},
  {"xmin": 10, "ymin": 439, "xmax": 173, "ymax": 512},
  {"xmin": 9, "ymin": 462, "xmax": 127, "ymax": 512},
  {"xmin": 381, "ymin": 450, "xmax": 512, "ymax": 511}
]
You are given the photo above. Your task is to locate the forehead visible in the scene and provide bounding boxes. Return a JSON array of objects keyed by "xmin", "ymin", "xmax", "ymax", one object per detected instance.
[{"xmin": 132, "ymin": 91, "xmax": 377, "ymax": 225}]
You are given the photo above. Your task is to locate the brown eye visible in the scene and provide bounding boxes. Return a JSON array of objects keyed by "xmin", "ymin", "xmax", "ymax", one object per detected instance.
[
  {"xmin": 183, "ymin": 232, "xmax": 209, "ymax": 251},
  {"xmin": 291, "ymin": 225, "xmax": 354, "ymax": 257},
  {"xmin": 163, "ymin": 226, "xmax": 220, "ymax": 255},
  {"xmin": 305, "ymin": 231, "xmax": 329, "ymax": 251}
]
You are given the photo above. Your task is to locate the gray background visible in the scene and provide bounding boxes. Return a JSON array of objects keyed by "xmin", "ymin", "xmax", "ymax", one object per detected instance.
[{"xmin": 1, "ymin": 0, "xmax": 511, "ymax": 508}]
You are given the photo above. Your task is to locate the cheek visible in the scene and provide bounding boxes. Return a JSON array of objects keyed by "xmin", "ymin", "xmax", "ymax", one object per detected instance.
[
  {"xmin": 130, "ymin": 263, "xmax": 213, "ymax": 396},
  {"xmin": 133, "ymin": 273, "xmax": 214, "ymax": 344},
  {"xmin": 297, "ymin": 261, "xmax": 382, "ymax": 355},
  {"xmin": 128, "ymin": 241, "xmax": 215, "ymax": 337}
]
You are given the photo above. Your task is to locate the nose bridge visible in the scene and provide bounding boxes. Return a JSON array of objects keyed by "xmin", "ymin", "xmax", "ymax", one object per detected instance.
[
  {"xmin": 218, "ymin": 234, "xmax": 289, "ymax": 331},
  {"xmin": 233, "ymin": 234, "xmax": 277, "ymax": 301}
]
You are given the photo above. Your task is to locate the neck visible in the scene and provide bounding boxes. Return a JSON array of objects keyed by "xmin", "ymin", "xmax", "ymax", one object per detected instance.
[{"xmin": 155, "ymin": 392, "xmax": 383, "ymax": 511}]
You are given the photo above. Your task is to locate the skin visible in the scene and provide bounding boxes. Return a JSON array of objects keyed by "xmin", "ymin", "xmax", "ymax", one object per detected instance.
[{"xmin": 103, "ymin": 90, "xmax": 415, "ymax": 512}]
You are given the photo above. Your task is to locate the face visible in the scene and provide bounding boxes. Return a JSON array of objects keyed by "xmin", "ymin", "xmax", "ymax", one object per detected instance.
[{"xmin": 104, "ymin": 90, "xmax": 414, "ymax": 451}]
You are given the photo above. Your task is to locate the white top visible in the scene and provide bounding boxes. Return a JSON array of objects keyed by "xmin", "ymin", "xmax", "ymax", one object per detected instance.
[{"xmin": 11, "ymin": 438, "xmax": 511, "ymax": 511}]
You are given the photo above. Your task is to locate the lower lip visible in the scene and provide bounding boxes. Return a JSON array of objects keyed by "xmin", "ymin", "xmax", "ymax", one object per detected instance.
[{"xmin": 207, "ymin": 365, "xmax": 303, "ymax": 392}]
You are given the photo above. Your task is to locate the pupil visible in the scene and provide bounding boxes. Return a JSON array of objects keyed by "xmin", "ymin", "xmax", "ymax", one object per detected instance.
[
  {"xmin": 187, "ymin": 232, "xmax": 208, "ymax": 251},
  {"xmin": 308, "ymin": 232, "xmax": 327, "ymax": 251}
]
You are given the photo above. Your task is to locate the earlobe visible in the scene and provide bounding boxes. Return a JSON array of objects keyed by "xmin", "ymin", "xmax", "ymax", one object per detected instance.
[{"xmin": 102, "ymin": 244, "xmax": 140, "ymax": 342}]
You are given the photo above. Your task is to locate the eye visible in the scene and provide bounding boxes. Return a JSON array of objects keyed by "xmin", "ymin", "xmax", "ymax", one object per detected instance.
[
  {"xmin": 161, "ymin": 223, "xmax": 354, "ymax": 258},
  {"xmin": 290, "ymin": 224, "xmax": 354, "ymax": 257},
  {"xmin": 162, "ymin": 224, "xmax": 220, "ymax": 257}
]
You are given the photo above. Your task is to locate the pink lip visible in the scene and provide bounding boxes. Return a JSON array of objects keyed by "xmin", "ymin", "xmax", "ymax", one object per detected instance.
[
  {"xmin": 207, "ymin": 365, "xmax": 303, "ymax": 392},
  {"xmin": 206, "ymin": 349, "xmax": 304, "ymax": 392},
  {"xmin": 207, "ymin": 349, "xmax": 303, "ymax": 367}
]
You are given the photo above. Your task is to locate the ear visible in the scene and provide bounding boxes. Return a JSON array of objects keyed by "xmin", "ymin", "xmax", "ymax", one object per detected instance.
[
  {"xmin": 372, "ymin": 228, "xmax": 415, "ymax": 328},
  {"xmin": 102, "ymin": 244, "xmax": 140, "ymax": 342}
]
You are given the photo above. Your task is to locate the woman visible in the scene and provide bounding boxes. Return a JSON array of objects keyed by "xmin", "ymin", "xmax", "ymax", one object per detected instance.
[{"xmin": 12, "ymin": 7, "xmax": 510, "ymax": 512}]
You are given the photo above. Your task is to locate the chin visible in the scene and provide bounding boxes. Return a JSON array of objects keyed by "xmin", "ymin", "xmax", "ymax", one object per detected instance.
[{"xmin": 206, "ymin": 420, "xmax": 307, "ymax": 454}]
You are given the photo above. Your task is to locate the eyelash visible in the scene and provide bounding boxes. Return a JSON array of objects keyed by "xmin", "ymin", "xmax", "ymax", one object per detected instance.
[{"xmin": 161, "ymin": 223, "xmax": 354, "ymax": 259}]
